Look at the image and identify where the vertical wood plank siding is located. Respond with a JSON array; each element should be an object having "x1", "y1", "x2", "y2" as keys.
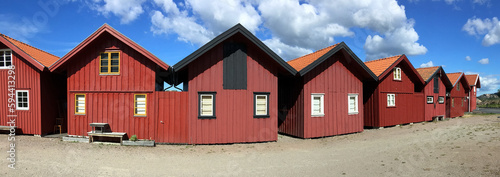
[
  {"x1": 446, "y1": 76, "x2": 469, "y2": 118},
  {"x1": 66, "y1": 33, "x2": 158, "y2": 139},
  {"x1": 156, "y1": 91, "x2": 189, "y2": 143},
  {"x1": 470, "y1": 85, "x2": 477, "y2": 111},
  {"x1": 186, "y1": 35, "x2": 278, "y2": 144},
  {"x1": 423, "y1": 71, "x2": 447, "y2": 121}
]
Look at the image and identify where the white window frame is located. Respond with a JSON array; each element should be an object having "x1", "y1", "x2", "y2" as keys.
[
  {"x1": 254, "y1": 93, "x2": 270, "y2": 118},
  {"x1": 427, "y1": 96, "x2": 434, "y2": 104},
  {"x1": 438, "y1": 96, "x2": 445, "y2": 104},
  {"x1": 134, "y1": 94, "x2": 147, "y2": 116},
  {"x1": 199, "y1": 92, "x2": 216, "y2": 118},
  {"x1": 348, "y1": 94, "x2": 358, "y2": 115},
  {"x1": 75, "y1": 94, "x2": 86, "y2": 115},
  {"x1": 16, "y1": 90, "x2": 29, "y2": 110},
  {"x1": 387, "y1": 94, "x2": 396, "y2": 107},
  {"x1": 0, "y1": 49, "x2": 13, "y2": 69},
  {"x1": 311, "y1": 93, "x2": 325, "y2": 117},
  {"x1": 393, "y1": 67, "x2": 401, "y2": 80}
]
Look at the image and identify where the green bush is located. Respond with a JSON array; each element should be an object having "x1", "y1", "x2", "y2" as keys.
[{"x1": 130, "y1": 135, "x2": 138, "y2": 141}]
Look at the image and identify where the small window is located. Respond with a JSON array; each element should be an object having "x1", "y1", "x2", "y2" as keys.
[
  {"x1": 452, "y1": 98, "x2": 454, "y2": 107},
  {"x1": 254, "y1": 92, "x2": 270, "y2": 118},
  {"x1": 0, "y1": 49, "x2": 12, "y2": 69},
  {"x1": 134, "y1": 94, "x2": 147, "y2": 116},
  {"x1": 438, "y1": 97, "x2": 444, "y2": 104},
  {"x1": 348, "y1": 94, "x2": 358, "y2": 114},
  {"x1": 100, "y1": 51, "x2": 120, "y2": 75},
  {"x1": 199, "y1": 92, "x2": 216, "y2": 118},
  {"x1": 16, "y1": 90, "x2": 28, "y2": 110},
  {"x1": 311, "y1": 94, "x2": 324, "y2": 116},
  {"x1": 387, "y1": 94, "x2": 396, "y2": 107},
  {"x1": 457, "y1": 82, "x2": 460, "y2": 91},
  {"x1": 75, "y1": 94, "x2": 86, "y2": 115},
  {"x1": 393, "y1": 67, "x2": 401, "y2": 80},
  {"x1": 427, "y1": 96, "x2": 434, "y2": 104}
]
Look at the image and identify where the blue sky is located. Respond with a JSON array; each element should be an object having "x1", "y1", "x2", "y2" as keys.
[{"x1": 1, "y1": 0, "x2": 499, "y2": 94}]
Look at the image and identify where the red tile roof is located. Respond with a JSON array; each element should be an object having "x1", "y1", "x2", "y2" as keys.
[
  {"x1": 416, "y1": 66, "x2": 440, "y2": 81},
  {"x1": 0, "y1": 34, "x2": 59, "y2": 67},
  {"x1": 447, "y1": 72, "x2": 462, "y2": 86},
  {"x1": 364, "y1": 55, "x2": 402, "y2": 77},
  {"x1": 287, "y1": 43, "x2": 340, "y2": 71},
  {"x1": 465, "y1": 74, "x2": 479, "y2": 86}
]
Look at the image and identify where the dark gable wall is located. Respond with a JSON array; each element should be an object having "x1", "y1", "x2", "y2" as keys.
[{"x1": 223, "y1": 42, "x2": 247, "y2": 90}]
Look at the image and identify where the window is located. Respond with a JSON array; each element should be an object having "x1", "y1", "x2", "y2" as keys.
[
  {"x1": 254, "y1": 92, "x2": 270, "y2": 118},
  {"x1": 75, "y1": 94, "x2": 86, "y2": 115},
  {"x1": 199, "y1": 92, "x2": 216, "y2": 118},
  {"x1": 427, "y1": 96, "x2": 434, "y2": 104},
  {"x1": 134, "y1": 94, "x2": 147, "y2": 116},
  {"x1": 393, "y1": 67, "x2": 401, "y2": 80},
  {"x1": 438, "y1": 97, "x2": 444, "y2": 104},
  {"x1": 387, "y1": 94, "x2": 396, "y2": 107},
  {"x1": 452, "y1": 98, "x2": 454, "y2": 107},
  {"x1": 99, "y1": 52, "x2": 120, "y2": 74},
  {"x1": 16, "y1": 90, "x2": 28, "y2": 110},
  {"x1": 311, "y1": 94, "x2": 324, "y2": 116},
  {"x1": 457, "y1": 82, "x2": 460, "y2": 91},
  {"x1": 0, "y1": 49, "x2": 12, "y2": 68},
  {"x1": 348, "y1": 94, "x2": 358, "y2": 114}
]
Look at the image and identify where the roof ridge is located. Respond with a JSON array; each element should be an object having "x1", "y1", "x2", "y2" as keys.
[
  {"x1": 365, "y1": 54, "x2": 403, "y2": 63},
  {"x1": 447, "y1": 72, "x2": 462, "y2": 74},
  {"x1": 287, "y1": 43, "x2": 339, "y2": 63},
  {"x1": 0, "y1": 33, "x2": 59, "y2": 58},
  {"x1": 416, "y1": 66, "x2": 440, "y2": 69}
]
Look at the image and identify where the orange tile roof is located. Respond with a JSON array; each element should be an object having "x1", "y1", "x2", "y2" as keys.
[
  {"x1": 416, "y1": 66, "x2": 440, "y2": 81},
  {"x1": 447, "y1": 72, "x2": 462, "y2": 86},
  {"x1": 465, "y1": 74, "x2": 478, "y2": 86},
  {"x1": 0, "y1": 34, "x2": 59, "y2": 67},
  {"x1": 287, "y1": 43, "x2": 340, "y2": 71},
  {"x1": 364, "y1": 55, "x2": 402, "y2": 77}
]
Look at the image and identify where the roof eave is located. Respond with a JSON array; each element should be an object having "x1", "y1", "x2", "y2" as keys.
[{"x1": 0, "y1": 36, "x2": 45, "y2": 71}]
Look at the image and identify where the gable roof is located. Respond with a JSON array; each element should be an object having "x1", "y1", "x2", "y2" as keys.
[
  {"x1": 415, "y1": 66, "x2": 453, "y2": 88},
  {"x1": 287, "y1": 42, "x2": 377, "y2": 80},
  {"x1": 447, "y1": 72, "x2": 470, "y2": 89},
  {"x1": 50, "y1": 24, "x2": 169, "y2": 72},
  {"x1": 364, "y1": 54, "x2": 425, "y2": 84},
  {"x1": 173, "y1": 24, "x2": 296, "y2": 75},
  {"x1": 0, "y1": 34, "x2": 57, "y2": 71},
  {"x1": 465, "y1": 74, "x2": 481, "y2": 88}
]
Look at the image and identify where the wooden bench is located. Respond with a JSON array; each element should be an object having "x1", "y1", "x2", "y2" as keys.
[
  {"x1": 89, "y1": 123, "x2": 108, "y2": 133},
  {"x1": 88, "y1": 132, "x2": 127, "y2": 145},
  {"x1": 0, "y1": 126, "x2": 16, "y2": 131}
]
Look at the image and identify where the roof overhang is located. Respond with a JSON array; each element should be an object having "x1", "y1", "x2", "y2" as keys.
[{"x1": 0, "y1": 35, "x2": 45, "y2": 71}]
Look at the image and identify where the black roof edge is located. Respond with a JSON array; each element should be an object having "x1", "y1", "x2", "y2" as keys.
[
  {"x1": 298, "y1": 42, "x2": 378, "y2": 82},
  {"x1": 172, "y1": 23, "x2": 297, "y2": 75},
  {"x1": 424, "y1": 66, "x2": 453, "y2": 88}
]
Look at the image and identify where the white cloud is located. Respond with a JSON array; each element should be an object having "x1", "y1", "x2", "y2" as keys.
[
  {"x1": 0, "y1": 15, "x2": 40, "y2": 43},
  {"x1": 89, "y1": 0, "x2": 146, "y2": 24},
  {"x1": 478, "y1": 58, "x2": 489, "y2": 64},
  {"x1": 479, "y1": 75, "x2": 500, "y2": 93},
  {"x1": 262, "y1": 38, "x2": 313, "y2": 61},
  {"x1": 473, "y1": 0, "x2": 490, "y2": 5},
  {"x1": 465, "y1": 56, "x2": 471, "y2": 61},
  {"x1": 420, "y1": 61, "x2": 434, "y2": 67},
  {"x1": 463, "y1": 17, "x2": 500, "y2": 46},
  {"x1": 444, "y1": 0, "x2": 458, "y2": 5}
]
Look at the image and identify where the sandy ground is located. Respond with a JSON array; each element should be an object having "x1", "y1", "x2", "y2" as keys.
[{"x1": 1, "y1": 114, "x2": 500, "y2": 177}]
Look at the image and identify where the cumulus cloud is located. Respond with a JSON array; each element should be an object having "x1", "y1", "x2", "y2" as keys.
[
  {"x1": 262, "y1": 38, "x2": 313, "y2": 61},
  {"x1": 478, "y1": 58, "x2": 489, "y2": 64},
  {"x1": 473, "y1": 0, "x2": 490, "y2": 5},
  {"x1": 0, "y1": 15, "x2": 40, "y2": 43},
  {"x1": 463, "y1": 17, "x2": 500, "y2": 46},
  {"x1": 89, "y1": 0, "x2": 146, "y2": 24},
  {"x1": 479, "y1": 75, "x2": 500, "y2": 93},
  {"x1": 420, "y1": 61, "x2": 434, "y2": 67},
  {"x1": 465, "y1": 56, "x2": 471, "y2": 61}
]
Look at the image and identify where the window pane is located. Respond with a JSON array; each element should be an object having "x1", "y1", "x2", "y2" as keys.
[
  {"x1": 5, "y1": 56, "x2": 11, "y2": 61},
  {"x1": 100, "y1": 67, "x2": 108, "y2": 72},
  {"x1": 110, "y1": 67, "x2": 119, "y2": 73},
  {"x1": 111, "y1": 53, "x2": 119, "y2": 59},
  {"x1": 23, "y1": 103, "x2": 28, "y2": 107},
  {"x1": 101, "y1": 60, "x2": 108, "y2": 66},
  {"x1": 101, "y1": 53, "x2": 108, "y2": 59},
  {"x1": 111, "y1": 60, "x2": 119, "y2": 65},
  {"x1": 200, "y1": 95, "x2": 213, "y2": 116},
  {"x1": 6, "y1": 62, "x2": 11, "y2": 66},
  {"x1": 0, "y1": 62, "x2": 4, "y2": 67},
  {"x1": 5, "y1": 51, "x2": 10, "y2": 55}
]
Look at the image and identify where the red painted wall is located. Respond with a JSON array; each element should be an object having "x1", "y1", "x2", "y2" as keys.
[
  {"x1": 469, "y1": 85, "x2": 477, "y2": 111},
  {"x1": 185, "y1": 35, "x2": 278, "y2": 144},
  {"x1": 279, "y1": 52, "x2": 365, "y2": 138},
  {"x1": 364, "y1": 62, "x2": 424, "y2": 127},
  {"x1": 65, "y1": 33, "x2": 159, "y2": 140},
  {"x1": 156, "y1": 91, "x2": 189, "y2": 144},
  {"x1": 446, "y1": 76, "x2": 469, "y2": 118},
  {"x1": 423, "y1": 71, "x2": 447, "y2": 121}
]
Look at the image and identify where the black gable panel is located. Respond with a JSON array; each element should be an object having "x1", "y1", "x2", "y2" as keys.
[
  {"x1": 223, "y1": 43, "x2": 247, "y2": 89},
  {"x1": 434, "y1": 75, "x2": 439, "y2": 93}
]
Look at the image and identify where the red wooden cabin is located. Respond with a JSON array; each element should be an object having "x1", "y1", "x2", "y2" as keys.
[
  {"x1": 363, "y1": 55, "x2": 426, "y2": 128},
  {"x1": 416, "y1": 66, "x2": 452, "y2": 121},
  {"x1": 171, "y1": 24, "x2": 296, "y2": 144},
  {"x1": 0, "y1": 34, "x2": 64, "y2": 135},
  {"x1": 50, "y1": 24, "x2": 171, "y2": 140},
  {"x1": 445, "y1": 72, "x2": 470, "y2": 118},
  {"x1": 278, "y1": 43, "x2": 377, "y2": 138},
  {"x1": 465, "y1": 74, "x2": 480, "y2": 112}
]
